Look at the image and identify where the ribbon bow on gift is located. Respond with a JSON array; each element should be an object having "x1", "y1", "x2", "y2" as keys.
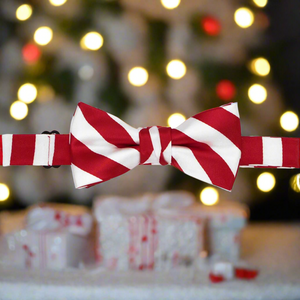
[{"x1": 0, "y1": 102, "x2": 299, "y2": 191}]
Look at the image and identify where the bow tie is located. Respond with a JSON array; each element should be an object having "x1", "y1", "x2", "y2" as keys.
[{"x1": 1, "y1": 102, "x2": 299, "y2": 191}]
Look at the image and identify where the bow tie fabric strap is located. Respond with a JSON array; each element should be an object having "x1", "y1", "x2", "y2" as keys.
[
  {"x1": 0, "y1": 102, "x2": 299, "y2": 191},
  {"x1": 1, "y1": 134, "x2": 299, "y2": 169}
]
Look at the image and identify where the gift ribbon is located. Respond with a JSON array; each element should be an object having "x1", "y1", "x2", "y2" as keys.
[{"x1": 0, "y1": 102, "x2": 299, "y2": 191}]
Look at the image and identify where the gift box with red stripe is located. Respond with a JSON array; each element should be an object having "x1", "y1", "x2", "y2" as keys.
[
  {"x1": 94, "y1": 192, "x2": 204, "y2": 270},
  {"x1": 0, "y1": 204, "x2": 93, "y2": 270}
]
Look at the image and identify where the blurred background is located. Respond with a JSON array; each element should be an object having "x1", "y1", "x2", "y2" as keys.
[{"x1": 0, "y1": 0, "x2": 300, "y2": 221}]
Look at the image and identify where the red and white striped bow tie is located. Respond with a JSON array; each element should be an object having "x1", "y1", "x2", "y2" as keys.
[{"x1": 0, "y1": 102, "x2": 299, "y2": 191}]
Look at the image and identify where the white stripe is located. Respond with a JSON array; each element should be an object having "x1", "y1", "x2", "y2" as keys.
[
  {"x1": 176, "y1": 118, "x2": 241, "y2": 175},
  {"x1": 2, "y1": 134, "x2": 13, "y2": 167},
  {"x1": 149, "y1": 126, "x2": 161, "y2": 165},
  {"x1": 48, "y1": 135, "x2": 55, "y2": 166},
  {"x1": 172, "y1": 146, "x2": 212, "y2": 185},
  {"x1": 71, "y1": 164, "x2": 102, "y2": 189},
  {"x1": 33, "y1": 135, "x2": 49, "y2": 166},
  {"x1": 71, "y1": 107, "x2": 140, "y2": 169},
  {"x1": 222, "y1": 102, "x2": 240, "y2": 118},
  {"x1": 108, "y1": 113, "x2": 140, "y2": 144},
  {"x1": 163, "y1": 141, "x2": 172, "y2": 165},
  {"x1": 263, "y1": 137, "x2": 283, "y2": 166}
]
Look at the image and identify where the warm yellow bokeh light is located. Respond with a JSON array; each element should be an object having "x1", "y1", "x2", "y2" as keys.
[
  {"x1": 49, "y1": 0, "x2": 67, "y2": 6},
  {"x1": 80, "y1": 32, "x2": 103, "y2": 51},
  {"x1": 161, "y1": 0, "x2": 181, "y2": 9},
  {"x1": 250, "y1": 58, "x2": 270, "y2": 76},
  {"x1": 18, "y1": 83, "x2": 37, "y2": 104},
  {"x1": 280, "y1": 111, "x2": 299, "y2": 132},
  {"x1": 10, "y1": 101, "x2": 28, "y2": 121},
  {"x1": 253, "y1": 0, "x2": 268, "y2": 8},
  {"x1": 257, "y1": 172, "x2": 276, "y2": 192},
  {"x1": 168, "y1": 113, "x2": 186, "y2": 128},
  {"x1": 200, "y1": 187, "x2": 219, "y2": 206},
  {"x1": 16, "y1": 4, "x2": 32, "y2": 21},
  {"x1": 290, "y1": 174, "x2": 300, "y2": 193},
  {"x1": 128, "y1": 67, "x2": 149, "y2": 87},
  {"x1": 166, "y1": 60, "x2": 186, "y2": 80},
  {"x1": 248, "y1": 84, "x2": 267, "y2": 104},
  {"x1": 0, "y1": 183, "x2": 10, "y2": 201},
  {"x1": 34, "y1": 27, "x2": 53, "y2": 46},
  {"x1": 234, "y1": 8, "x2": 254, "y2": 28}
]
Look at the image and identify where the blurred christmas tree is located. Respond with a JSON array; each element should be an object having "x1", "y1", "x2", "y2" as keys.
[{"x1": 0, "y1": 0, "x2": 300, "y2": 220}]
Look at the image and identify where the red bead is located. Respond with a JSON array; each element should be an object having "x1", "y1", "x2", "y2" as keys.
[
  {"x1": 202, "y1": 16, "x2": 221, "y2": 36},
  {"x1": 216, "y1": 80, "x2": 236, "y2": 101},
  {"x1": 209, "y1": 272, "x2": 224, "y2": 283},
  {"x1": 141, "y1": 235, "x2": 148, "y2": 242},
  {"x1": 235, "y1": 268, "x2": 259, "y2": 280},
  {"x1": 22, "y1": 43, "x2": 41, "y2": 63}
]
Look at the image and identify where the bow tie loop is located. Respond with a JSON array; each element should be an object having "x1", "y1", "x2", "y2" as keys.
[{"x1": 139, "y1": 126, "x2": 172, "y2": 166}]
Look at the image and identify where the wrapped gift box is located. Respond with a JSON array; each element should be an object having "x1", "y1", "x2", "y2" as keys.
[
  {"x1": 159, "y1": 201, "x2": 248, "y2": 261},
  {"x1": 0, "y1": 204, "x2": 93, "y2": 270},
  {"x1": 94, "y1": 192, "x2": 204, "y2": 270},
  {"x1": 203, "y1": 203, "x2": 248, "y2": 261}
]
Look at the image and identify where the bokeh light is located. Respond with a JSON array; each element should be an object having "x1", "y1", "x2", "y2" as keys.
[
  {"x1": 80, "y1": 32, "x2": 103, "y2": 51},
  {"x1": 18, "y1": 83, "x2": 37, "y2": 104},
  {"x1": 128, "y1": 67, "x2": 149, "y2": 87},
  {"x1": 16, "y1": 4, "x2": 32, "y2": 21},
  {"x1": 202, "y1": 16, "x2": 221, "y2": 36},
  {"x1": 257, "y1": 172, "x2": 276, "y2": 192},
  {"x1": 78, "y1": 65, "x2": 94, "y2": 81},
  {"x1": 250, "y1": 57, "x2": 270, "y2": 76},
  {"x1": 0, "y1": 183, "x2": 10, "y2": 201},
  {"x1": 34, "y1": 27, "x2": 53, "y2": 46},
  {"x1": 290, "y1": 174, "x2": 300, "y2": 193},
  {"x1": 49, "y1": 0, "x2": 67, "y2": 6},
  {"x1": 168, "y1": 113, "x2": 186, "y2": 128},
  {"x1": 280, "y1": 111, "x2": 299, "y2": 132},
  {"x1": 161, "y1": 0, "x2": 181, "y2": 9},
  {"x1": 166, "y1": 60, "x2": 186, "y2": 80},
  {"x1": 234, "y1": 8, "x2": 254, "y2": 28},
  {"x1": 200, "y1": 187, "x2": 219, "y2": 206},
  {"x1": 22, "y1": 43, "x2": 41, "y2": 64},
  {"x1": 10, "y1": 101, "x2": 28, "y2": 121},
  {"x1": 253, "y1": 0, "x2": 268, "y2": 8},
  {"x1": 248, "y1": 84, "x2": 267, "y2": 104},
  {"x1": 216, "y1": 80, "x2": 236, "y2": 101}
]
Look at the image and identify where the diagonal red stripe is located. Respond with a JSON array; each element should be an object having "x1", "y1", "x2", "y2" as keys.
[
  {"x1": 192, "y1": 107, "x2": 241, "y2": 149},
  {"x1": 139, "y1": 128, "x2": 153, "y2": 164},
  {"x1": 78, "y1": 102, "x2": 137, "y2": 147},
  {"x1": 71, "y1": 135, "x2": 130, "y2": 182},
  {"x1": 172, "y1": 130, "x2": 235, "y2": 190},
  {"x1": 10, "y1": 135, "x2": 35, "y2": 165}
]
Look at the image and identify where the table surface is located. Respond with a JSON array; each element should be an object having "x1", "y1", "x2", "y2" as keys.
[{"x1": 1, "y1": 223, "x2": 300, "y2": 300}]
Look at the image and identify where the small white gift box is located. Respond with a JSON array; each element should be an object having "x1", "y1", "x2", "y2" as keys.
[
  {"x1": 94, "y1": 191, "x2": 204, "y2": 270},
  {"x1": 170, "y1": 201, "x2": 248, "y2": 261},
  {"x1": 0, "y1": 204, "x2": 93, "y2": 270}
]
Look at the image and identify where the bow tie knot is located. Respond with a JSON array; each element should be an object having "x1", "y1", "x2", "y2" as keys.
[{"x1": 139, "y1": 126, "x2": 172, "y2": 166}]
